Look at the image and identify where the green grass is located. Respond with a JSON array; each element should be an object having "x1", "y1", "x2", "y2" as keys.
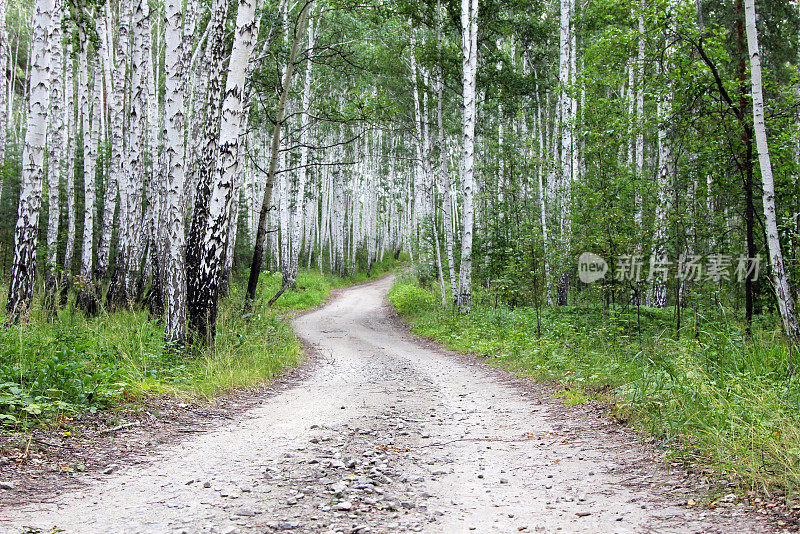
[
  {"x1": 389, "y1": 276, "x2": 800, "y2": 499},
  {"x1": 0, "y1": 256, "x2": 400, "y2": 428}
]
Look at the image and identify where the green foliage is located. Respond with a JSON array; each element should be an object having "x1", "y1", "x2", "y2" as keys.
[
  {"x1": 0, "y1": 259, "x2": 401, "y2": 428},
  {"x1": 390, "y1": 279, "x2": 800, "y2": 497}
]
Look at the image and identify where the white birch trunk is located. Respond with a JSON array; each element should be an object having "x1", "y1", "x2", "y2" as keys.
[
  {"x1": 648, "y1": 2, "x2": 674, "y2": 308},
  {"x1": 456, "y1": 0, "x2": 478, "y2": 312},
  {"x1": 45, "y1": 2, "x2": 64, "y2": 287},
  {"x1": 0, "y1": 0, "x2": 9, "y2": 205},
  {"x1": 5, "y1": 0, "x2": 54, "y2": 320},
  {"x1": 436, "y1": 0, "x2": 457, "y2": 303},
  {"x1": 96, "y1": 4, "x2": 118, "y2": 280},
  {"x1": 635, "y1": 5, "x2": 645, "y2": 235},
  {"x1": 289, "y1": 14, "x2": 316, "y2": 288},
  {"x1": 745, "y1": 0, "x2": 800, "y2": 339},
  {"x1": 77, "y1": 32, "x2": 100, "y2": 314},
  {"x1": 186, "y1": 0, "x2": 228, "y2": 328},
  {"x1": 62, "y1": 49, "x2": 76, "y2": 285},
  {"x1": 162, "y1": 0, "x2": 188, "y2": 344},
  {"x1": 194, "y1": 0, "x2": 259, "y2": 343}
]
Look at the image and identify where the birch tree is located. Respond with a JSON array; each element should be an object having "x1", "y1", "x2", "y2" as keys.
[
  {"x1": 5, "y1": 0, "x2": 55, "y2": 321},
  {"x1": 744, "y1": 0, "x2": 800, "y2": 340},
  {"x1": 436, "y1": 0, "x2": 456, "y2": 304},
  {"x1": 95, "y1": 4, "x2": 119, "y2": 281},
  {"x1": 76, "y1": 44, "x2": 100, "y2": 314},
  {"x1": 192, "y1": 0, "x2": 260, "y2": 344},
  {"x1": 44, "y1": 0, "x2": 64, "y2": 296},
  {"x1": 187, "y1": 0, "x2": 228, "y2": 332},
  {"x1": 162, "y1": 0, "x2": 188, "y2": 345},
  {"x1": 244, "y1": 0, "x2": 311, "y2": 307},
  {"x1": 456, "y1": 0, "x2": 478, "y2": 313},
  {"x1": 0, "y1": 0, "x2": 9, "y2": 206}
]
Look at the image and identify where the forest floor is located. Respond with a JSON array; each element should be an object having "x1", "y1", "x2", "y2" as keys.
[{"x1": 0, "y1": 275, "x2": 787, "y2": 533}]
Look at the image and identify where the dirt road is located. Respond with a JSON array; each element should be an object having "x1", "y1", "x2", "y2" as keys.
[{"x1": 2, "y1": 276, "x2": 775, "y2": 533}]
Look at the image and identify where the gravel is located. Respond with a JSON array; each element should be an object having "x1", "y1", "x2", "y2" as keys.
[{"x1": 0, "y1": 276, "x2": 778, "y2": 533}]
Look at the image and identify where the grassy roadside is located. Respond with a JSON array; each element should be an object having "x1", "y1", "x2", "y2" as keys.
[
  {"x1": 389, "y1": 275, "x2": 800, "y2": 501},
  {"x1": 0, "y1": 257, "x2": 400, "y2": 428}
]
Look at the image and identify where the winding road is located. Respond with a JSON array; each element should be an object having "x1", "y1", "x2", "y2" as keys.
[{"x1": 3, "y1": 275, "x2": 773, "y2": 533}]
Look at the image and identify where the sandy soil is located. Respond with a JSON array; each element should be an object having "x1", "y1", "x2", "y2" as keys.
[{"x1": 0, "y1": 275, "x2": 781, "y2": 533}]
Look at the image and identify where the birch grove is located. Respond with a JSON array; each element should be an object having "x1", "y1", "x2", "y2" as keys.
[{"x1": 0, "y1": 0, "x2": 799, "y2": 347}]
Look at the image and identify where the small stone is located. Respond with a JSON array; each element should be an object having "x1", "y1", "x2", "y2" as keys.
[
  {"x1": 235, "y1": 508, "x2": 256, "y2": 517},
  {"x1": 576, "y1": 512, "x2": 591, "y2": 517},
  {"x1": 103, "y1": 467, "x2": 115, "y2": 475},
  {"x1": 500, "y1": 478, "x2": 509, "y2": 484},
  {"x1": 0, "y1": 482, "x2": 14, "y2": 490},
  {"x1": 203, "y1": 481, "x2": 211, "y2": 488},
  {"x1": 401, "y1": 501, "x2": 415, "y2": 509},
  {"x1": 334, "y1": 501, "x2": 352, "y2": 511}
]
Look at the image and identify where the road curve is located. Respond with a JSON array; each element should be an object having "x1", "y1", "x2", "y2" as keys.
[{"x1": 2, "y1": 275, "x2": 773, "y2": 533}]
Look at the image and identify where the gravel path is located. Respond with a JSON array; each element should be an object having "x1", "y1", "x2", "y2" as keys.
[{"x1": 2, "y1": 275, "x2": 775, "y2": 533}]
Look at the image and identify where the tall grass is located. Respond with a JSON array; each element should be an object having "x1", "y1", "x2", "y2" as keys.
[
  {"x1": 389, "y1": 277, "x2": 800, "y2": 498},
  {"x1": 0, "y1": 256, "x2": 400, "y2": 427}
]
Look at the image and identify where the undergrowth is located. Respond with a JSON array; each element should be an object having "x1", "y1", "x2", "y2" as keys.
[
  {"x1": 389, "y1": 275, "x2": 800, "y2": 499},
  {"x1": 0, "y1": 256, "x2": 399, "y2": 428}
]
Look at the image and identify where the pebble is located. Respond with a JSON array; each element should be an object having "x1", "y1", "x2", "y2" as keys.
[
  {"x1": 235, "y1": 508, "x2": 256, "y2": 517},
  {"x1": 333, "y1": 501, "x2": 352, "y2": 511},
  {"x1": 0, "y1": 481, "x2": 14, "y2": 490}
]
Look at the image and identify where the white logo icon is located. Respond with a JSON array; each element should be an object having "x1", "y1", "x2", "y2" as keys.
[{"x1": 578, "y1": 252, "x2": 608, "y2": 284}]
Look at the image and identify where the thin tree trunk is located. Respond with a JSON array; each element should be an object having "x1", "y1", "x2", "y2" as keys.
[
  {"x1": 287, "y1": 12, "x2": 316, "y2": 291},
  {"x1": 244, "y1": 1, "x2": 311, "y2": 308},
  {"x1": 76, "y1": 28, "x2": 100, "y2": 315},
  {"x1": 0, "y1": 0, "x2": 10, "y2": 206},
  {"x1": 61, "y1": 49, "x2": 76, "y2": 301},
  {"x1": 744, "y1": 0, "x2": 800, "y2": 340},
  {"x1": 456, "y1": 0, "x2": 478, "y2": 313},
  {"x1": 45, "y1": 2, "x2": 64, "y2": 302},
  {"x1": 436, "y1": 0, "x2": 457, "y2": 303},
  {"x1": 96, "y1": 4, "x2": 119, "y2": 281}
]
